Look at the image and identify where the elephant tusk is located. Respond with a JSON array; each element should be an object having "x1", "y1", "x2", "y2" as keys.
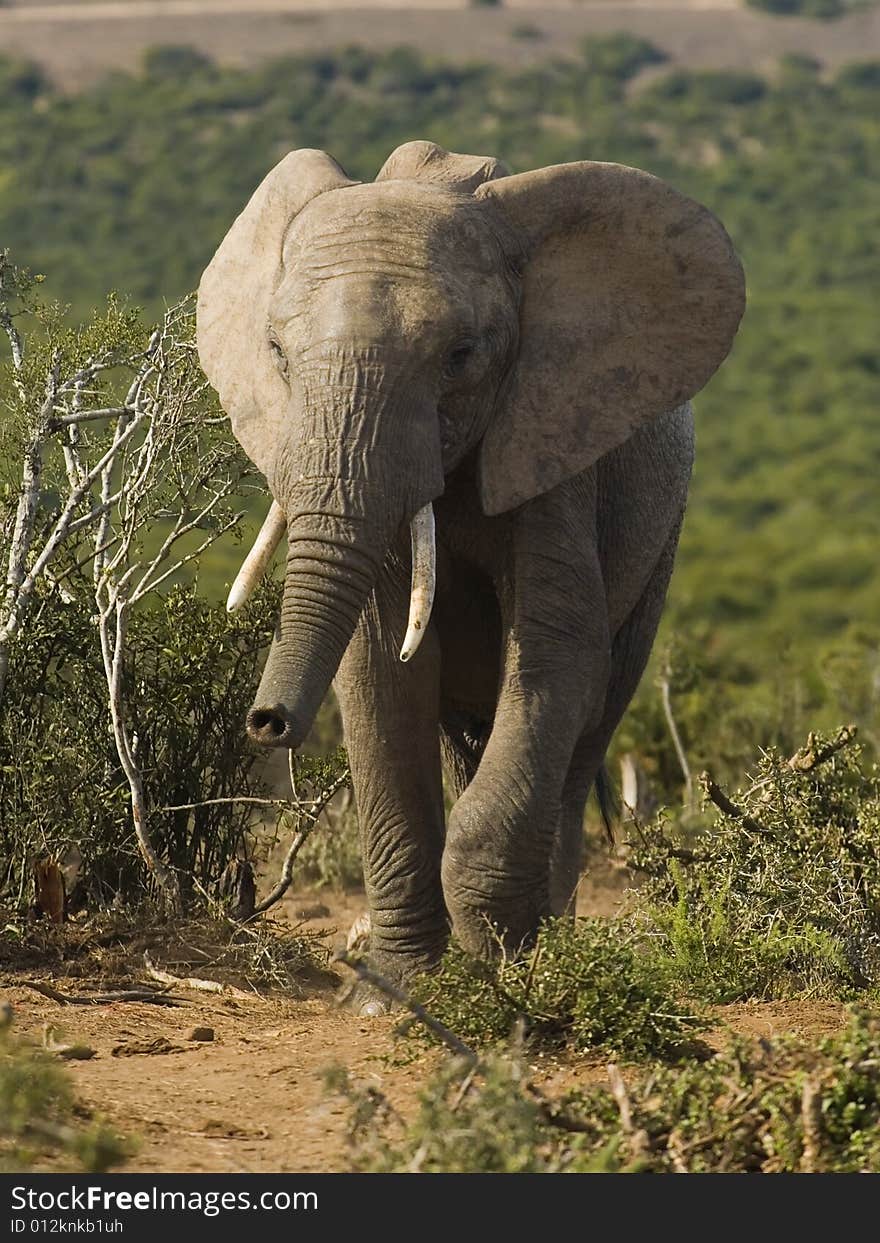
[
  {"x1": 399, "y1": 503, "x2": 436, "y2": 663},
  {"x1": 226, "y1": 500, "x2": 287, "y2": 612}
]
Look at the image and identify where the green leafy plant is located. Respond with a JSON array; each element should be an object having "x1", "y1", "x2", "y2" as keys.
[
  {"x1": 745, "y1": 0, "x2": 847, "y2": 19},
  {"x1": 579, "y1": 33, "x2": 667, "y2": 80},
  {"x1": 510, "y1": 23, "x2": 543, "y2": 41},
  {"x1": 410, "y1": 917, "x2": 702, "y2": 1059},
  {"x1": 1, "y1": 1024, "x2": 127, "y2": 1172},
  {"x1": 332, "y1": 1009, "x2": 880, "y2": 1173},
  {"x1": 629, "y1": 728, "x2": 880, "y2": 1001},
  {"x1": 0, "y1": 580, "x2": 279, "y2": 908},
  {"x1": 0, "y1": 261, "x2": 289, "y2": 910},
  {"x1": 294, "y1": 792, "x2": 363, "y2": 890},
  {"x1": 328, "y1": 1054, "x2": 575, "y2": 1173}
]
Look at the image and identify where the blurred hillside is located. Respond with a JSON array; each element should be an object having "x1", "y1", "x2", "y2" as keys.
[
  {"x1": 1, "y1": 28, "x2": 879, "y2": 762},
  {"x1": 1, "y1": 0, "x2": 879, "y2": 88}
]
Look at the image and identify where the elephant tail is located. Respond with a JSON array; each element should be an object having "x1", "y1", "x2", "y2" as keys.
[{"x1": 594, "y1": 764, "x2": 617, "y2": 844}]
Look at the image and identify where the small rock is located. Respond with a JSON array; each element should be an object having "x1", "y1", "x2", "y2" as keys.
[
  {"x1": 184, "y1": 1026, "x2": 214, "y2": 1042},
  {"x1": 54, "y1": 1043, "x2": 98, "y2": 1061},
  {"x1": 112, "y1": 1036, "x2": 181, "y2": 1057}
]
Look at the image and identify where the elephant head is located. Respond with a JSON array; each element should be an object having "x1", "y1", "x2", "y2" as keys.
[{"x1": 197, "y1": 141, "x2": 744, "y2": 749}]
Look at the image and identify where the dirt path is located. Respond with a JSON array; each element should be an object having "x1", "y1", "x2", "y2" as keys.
[
  {"x1": 2, "y1": 885, "x2": 432, "y2": 1173},
  {"x1": 5, "y1": 978, "x2": 431, "y2": 1173},
  {"x1": 4, "y1": 960, "x2": 848, "y2": 1174},
  {"x1": 0, "y1": 878, "x2": 852, "y2": 1173}
]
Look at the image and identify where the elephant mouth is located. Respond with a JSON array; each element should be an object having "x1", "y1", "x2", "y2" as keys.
[{"x1": 246, "y1": 703, "x2": 296, "y2": 748}]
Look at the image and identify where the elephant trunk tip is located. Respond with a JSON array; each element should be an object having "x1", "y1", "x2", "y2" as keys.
[{"x1": 246, "y1": 704, "x2": 297, "y2": 749}]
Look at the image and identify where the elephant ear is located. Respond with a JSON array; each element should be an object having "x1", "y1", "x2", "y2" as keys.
[
  {"x1": 475, "y1": 162, "x2": 745, "y2": 515},
  {"x1": 196, "y1": 149, "x2": 356, "y2": 483},
  {"x1": 377, "y1": 140, "x2": 509, "y2": 192}
]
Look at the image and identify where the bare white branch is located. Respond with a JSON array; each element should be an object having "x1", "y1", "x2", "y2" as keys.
[
  {"x1": 0, "y1": 281, "x2": 247, "y2": 910},
  {"x1": 51, "y1": 406, "x2": 130, "y2": 427}
]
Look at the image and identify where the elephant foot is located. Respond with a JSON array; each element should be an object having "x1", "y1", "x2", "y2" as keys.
[
  {"x1": 336, "y1": 943, "x2": 445, "y2": 1019},
  {"x1": 342, "y1": 977, "x2": 392, "y2": 1018},
  {"x1": 338, "y1": 915, "x2": 392, "y2": 1015}
]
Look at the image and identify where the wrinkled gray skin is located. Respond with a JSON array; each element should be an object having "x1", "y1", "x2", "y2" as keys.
[{"x1": 197, "y1": 142, "x2": 745, "y2": 1011}]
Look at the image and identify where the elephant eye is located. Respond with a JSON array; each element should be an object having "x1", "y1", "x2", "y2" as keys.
[
  {"x1": 445, "y1": 341, "x2": 475, "y2": 379},
  {"x1": 268, "y1": 335, "x2": 288, "y2": 378}
]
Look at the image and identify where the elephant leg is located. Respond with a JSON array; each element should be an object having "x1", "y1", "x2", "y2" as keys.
[
  {"x1": 334, "y1": 553, "x2": 448, "y2": 1000},
  {"x1": 442, "y1": 484, "x2": 610, "y2": 957},
  {"x1": 547, "y1": 748, "x2": 595, "y2": 917},
  {"x1": 548, "y1": 523, "x2": 683, "y2": 915}
]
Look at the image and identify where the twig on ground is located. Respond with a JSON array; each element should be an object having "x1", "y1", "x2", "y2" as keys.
[
  {"x1": 142, "y1": 951, "x2": 260, "y2": 1003},
  {"x1": 21, "y1": 980, "x2": 184, "y2": 1007},
  {"x1": 449, "y1": 1066, "x2": 479, "y2": 1113},
  {"x1": 607, "y1": 1063, "x2": 652, "y2": 1165},
  {"x1": 666, "y1": 1127, "x2": 690, "y2": 1173},
  {"x1": 523, "y1": 1084, "x2": 594, "y2": 1135},
  {"x1": 800, "y1": 1076, "x2": 824, "y2": 1173},
  {"x1": 659, "y1": 670, "x2": 693, "y2": 809}
]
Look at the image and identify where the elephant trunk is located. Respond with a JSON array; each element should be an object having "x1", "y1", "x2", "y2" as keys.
[
  {"x1": 247, "y1": 383, "x2": 443, "y2": 749},
  {"x1": 247, "y1": 498, "x2": 386, "y2": 749}
]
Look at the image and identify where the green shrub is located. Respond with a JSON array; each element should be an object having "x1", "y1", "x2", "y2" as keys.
[
  {"x1": 643, "y1": 68, "x2": 767, "y2": 106},
  {"x1": 142, "y1": 45, "x2": 215, "y2": 80},
  {"x1": 1, "y1": 1025, "x2": 127, "y2": 1172},
  {"x1": 294, "y1": 794, "x2": 363, "y2": 890},
  {"x1": 0, "y1": 582, "x2": 279, "y2": 907},
  {"x1": 510, "y1": 23, "x2": 543, "y2": 41},
  {"x1": 580, "y1": 34, "x2": 666, "y2": 80},
  {"x1": 410, "y1": 917, "x2": 702, "y2": 1059},
  {"x1": 333, "y1": 1009, "x2": 880, "y2": 1173},
  {"x1": 629, "y1": 728, "x2": 880, "y2": 1001},
  {"x1": 836, "y1": 60, "x2": 880, "y2": 90},
  {"x1": 329, "y1": 1055, "x2": 572, "y2": 1173},
  {"x1": 0, "y1": 274, "x2": 292, "y2": 912}
]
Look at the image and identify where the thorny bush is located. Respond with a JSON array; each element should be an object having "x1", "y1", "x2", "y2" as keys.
[
  {"x1": 0, "y1": 581, "x2": 280, "y2": 907},
  {"x1": 410, "y1": 917, "x2": 704, "y2": 1060},
  {"x1": 332, "y1": 1009, "x2": 880, "y2": 1173},
  {"x1": 629, "y1": 727, "x2": 880, "y2": 1000},
  {"x1": 0, "y1": 1018, "x2": 127, "y2": 1172}
]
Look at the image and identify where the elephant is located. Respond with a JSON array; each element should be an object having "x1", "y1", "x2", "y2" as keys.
[{"x1": 196, "y1": 140, "x2": 744, "y2": 1010}]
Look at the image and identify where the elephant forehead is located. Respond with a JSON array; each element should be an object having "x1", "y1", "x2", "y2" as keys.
[
  {"x1": 272, "y1": 267, "x2": 466, "y2": 344},
  {"x1": 284, "y1": 183, "x2": 500, "y2": 276}
]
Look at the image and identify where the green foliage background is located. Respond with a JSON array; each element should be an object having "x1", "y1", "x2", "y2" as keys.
[{"x1": 2, "y1": 34, "x2": 879, "y2": 781}]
